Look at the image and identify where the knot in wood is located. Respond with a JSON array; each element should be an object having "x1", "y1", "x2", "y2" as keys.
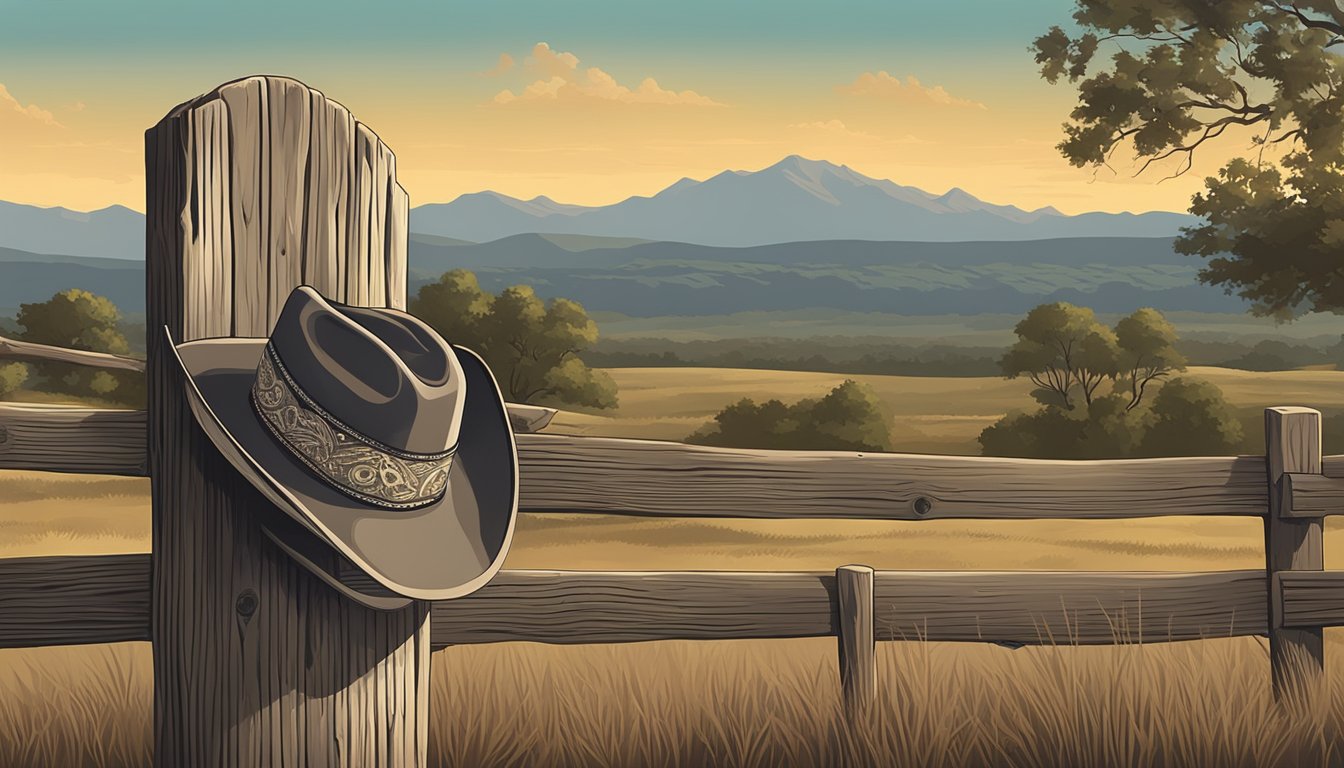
[
  {"x1": 235, "y1": 589, "x2": 259, "y2": 621},
  {"x1": 913, "y1": 496, "x2": 933, "y2": 516}
]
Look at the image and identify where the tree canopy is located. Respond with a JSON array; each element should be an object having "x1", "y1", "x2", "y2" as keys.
[
  {"x1": 1034, "y1": 1, "x2": 1344, "y2": 316},
  {"x1": 15, "y1": 289, "x2": 141, "y2": 404},
  {"x1": 1114, "y1": 307, "x2": 1185, "y2": 409},
  {"x1": 999, "y1": 302, "x2": 1120, "y2": 409},
  {"x1": 983, "y1": 303, "x2": 1228, "y2": 459},
  {"x1": 410, "y1": 269, "x2": 617, "y2": 409}
]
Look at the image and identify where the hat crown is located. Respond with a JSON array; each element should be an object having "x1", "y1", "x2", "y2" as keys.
[{"x1": 266, "y1": 287, "x2": 465, "y2": 455}]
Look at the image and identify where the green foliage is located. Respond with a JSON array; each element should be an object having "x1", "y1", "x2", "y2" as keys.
[
  {"x1": 1114, "y1": 308, "x2": 1185, "y2": 410},
  {"x1": 17, "y1": 289, "x2": 129, "y2": 354},
  {"x1": 15, "y1": 289, "x2": 141, "y2": 406},
  {"x1": 0, "y1": 362, "x2": 29, "y2": 397},
  {"x1": 999, "y1": 305, "x2": 1155, "y2": 414},
  {"x1": 1138, "y1": 377, "x2": 1245, "y2": 457},
  {"x1": 1034, "y1": 2, "x2": 1344, "y2": 315},
  {"x1": 985, "y1": 303, "x2": 1230, "y2": 458},
  {"x1": 689, "y1": 380, "x2": 892, "y2": 451},
  {"x1": 979, "y1": 394, "x2": 1145, "y2": 459},
  {"x1": 410, "y1": 269, "x2": 617, "y2": 409}
]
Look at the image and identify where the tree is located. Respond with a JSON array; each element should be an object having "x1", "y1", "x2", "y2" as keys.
[
  {"x1": 410, "y1": 268, "x2": 490, "y2": 336},
  {"x1": 1034, "y1": 2, "x2": 1344, "y2": 316},
  {"x1": 1114, "y1": 308, "x2": 1186, "y2": 410},
  {"x1": 15, "y1": 289, "x2": 140, "y2": 405},
  {"x1": 410, "y1": 269, "x2": 617, "y2": 409},
  {"x1": 1138, "y1": 377, "x2": 1244, "y2": 456},
  {"x1": 999, "y1": 302, "x2": 1119, "y2": 409},
  {"x1": 689, "y1": 379, "x2": 892, "y2": 452}
]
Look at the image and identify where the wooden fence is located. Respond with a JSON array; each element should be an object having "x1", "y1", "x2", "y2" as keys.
[
  {"x1": 2, "y1": 75, "x2": 1343, "y2": 765},
  {"x1": 2, "y1": 396, "x2": 1342, "y2": 682}
]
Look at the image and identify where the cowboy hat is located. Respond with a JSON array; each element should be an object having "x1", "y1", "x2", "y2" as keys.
[{"x1": 167, "y1": 285, "x2": 518, "y2": 609}]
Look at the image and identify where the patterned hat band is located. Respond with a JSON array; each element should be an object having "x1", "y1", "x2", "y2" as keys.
[{"x1": 250, "y1": 342, "x2": 455, "y2": 510}]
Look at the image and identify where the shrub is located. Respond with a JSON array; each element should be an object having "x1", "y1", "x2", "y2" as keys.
[
  {"x1": 1138, "y1": 377, "x2": 1244, "y2": 457},
  {"x1": 0, "y1": 362, "x2": 29, "y2": 398},
  {"x1": 690, "y1": 380, "x2": 891, "y2": 451}
]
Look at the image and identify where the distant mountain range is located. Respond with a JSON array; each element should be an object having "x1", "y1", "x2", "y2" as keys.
[
  {"x1": 409, "y1": 156, "x2": 1198, "y2": 246},
  {"x1": 0, "y1": 201, "x2": 143, "y2": 261},
  {"x1": 0, "y1": 156, "x2": 1198, "y2": 259},
  {"x1": 0, "y1": 234, "x2": 1247, "y2": 319}
]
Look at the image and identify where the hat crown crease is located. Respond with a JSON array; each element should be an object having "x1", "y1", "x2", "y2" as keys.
[{"x1": 268, "y1": 286, "x2": 465, "y2": 456}]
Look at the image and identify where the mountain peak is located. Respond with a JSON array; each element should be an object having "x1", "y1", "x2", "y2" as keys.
[
  {"x1": 407, "y1": 158, "x2": 1195, "y2": 246},
  {"x1": 764, "y1": 155, "x2": 840, "y2": 174}
]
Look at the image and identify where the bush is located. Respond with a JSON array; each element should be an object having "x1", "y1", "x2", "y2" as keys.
[
  {"x1": 689, "y1": 380, "x2": 891, "y2": 451},
  {"x1": 979, "y1": 378, "x2": 1241, "y2": 459},
  {"x1": 1138, "y1": 377, "x2": 1244, "y2": 457},
  {"x1": 0, "y1": 362, "x2": 29, "y2": 398}
]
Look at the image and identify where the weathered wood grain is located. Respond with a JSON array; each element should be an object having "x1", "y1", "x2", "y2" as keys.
[
  {"x1": 430, "y1": 570, "x2": 837, "y2": 646},
  {"x1": 0, "y1": 560, "x2": 1286, "y2": 650},
  {"x1": 1279, "y1": 571, "x2": 1344, "y2": 628},
  {"x1": 1264, "y1": 407, "x2": 1325, "y2": 698},
  {"x1": 0, "y1": 404, "x2": 147, "y2": 475},
  {"x1": 1281, "y1": 472, "x2": 1344, "y2": 518},
  {"x1": 148, "y1": 75, "x2": 429, "y2": 767},
  {"x1": 0, "y1": 334, "x2": 145, "y2": 372},
  {"x1": 836, "y1": 565, "x2": 876, "y2": 709},
  {"x1": 514, "y1": 435, "x2": 1270, "y2": 519},
  {"x1": 0, "y1": 554, "x2": 150, "y2": 647},
  {"x1": 387, "y1": 181, "x2": 409, "y2": 310},
  {"x1": 0, "y1": 414, "x2": 1270, "y2": 518}
]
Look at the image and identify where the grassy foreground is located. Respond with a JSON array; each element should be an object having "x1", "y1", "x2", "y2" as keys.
[
  {"x1": 7, "y1": 364, "x2": 1344, "y2": 765},
  {"x1": 3, "y1": 638, "x2": 1343, "y2": 767}
]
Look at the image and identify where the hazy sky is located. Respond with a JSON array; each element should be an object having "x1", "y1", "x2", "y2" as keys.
[{"x1": 0, "y1": 1, "x2": 1267, "y2": 214}]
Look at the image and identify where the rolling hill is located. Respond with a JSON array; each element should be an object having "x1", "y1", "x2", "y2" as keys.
[{"x1": 0, "y1": 235, "x2": 1246, "y2": 318}]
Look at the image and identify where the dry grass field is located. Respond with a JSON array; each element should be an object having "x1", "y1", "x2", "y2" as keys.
[
  {"x1": 7, "y1": 364, "x2": 1344, "y2": 765},
  {"x1": 552, "y1": 365, "x2": 1344, "y2": 453}
]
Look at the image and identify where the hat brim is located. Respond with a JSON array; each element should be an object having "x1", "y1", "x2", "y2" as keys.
[{"x1": 168, "y1": 333, "x2": 518, "y2": 603}]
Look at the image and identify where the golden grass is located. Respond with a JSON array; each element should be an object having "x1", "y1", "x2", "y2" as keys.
[
  {"x1": 3, "y1": 638, "x2": 1344, "y2": 767},
  {"x1": 548, "y1": 365, "x2": 1344, "y2": 453},
  {"x1": 7, "y1": 364, "x2": 1344, "y2": 764}
]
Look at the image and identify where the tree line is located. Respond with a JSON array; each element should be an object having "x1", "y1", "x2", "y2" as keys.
[{"x1": 1, "y1": 271, "x2": 617, "y2": 411}]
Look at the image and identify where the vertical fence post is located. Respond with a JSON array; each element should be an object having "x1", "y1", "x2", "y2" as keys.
[
  {"x1": 1264, "y1": 406, "x2": 1325, "y2": 700},
  {"x1": 836, "y1": 564, "x2": 876, "y2": 712},
  {"x1": 146, "y1": 76, "x2": 428, "y2": 766}
]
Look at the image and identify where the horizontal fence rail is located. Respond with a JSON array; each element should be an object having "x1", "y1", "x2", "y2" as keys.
[
  {"x1": 0, "y1": 554, "x2": 1323, "y2": 651},
  {"x1": 0, "y1": 405, "x2": 1292, "y2": 520},
  {"x1": 0, "y1": 333, "x2": 146, "y2": 373}
]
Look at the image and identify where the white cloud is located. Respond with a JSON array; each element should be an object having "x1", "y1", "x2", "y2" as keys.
[
  {"x1": 0, "y1": 83, "x2": 62, "y2": 127},
  {"x1": 526, "y1": 42, "x2": 579, "y2": 79},
  {"x1": 492, "y1": 43, "x2": 722, "y2": 107},
  {"x1": 837, "y1": 71, "x2": 986, "y2": 110}
]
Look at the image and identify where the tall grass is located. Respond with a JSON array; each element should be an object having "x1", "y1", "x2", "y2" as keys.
[{"x1": 3, "y1": 637, "x2": 1342, "y2": 767}]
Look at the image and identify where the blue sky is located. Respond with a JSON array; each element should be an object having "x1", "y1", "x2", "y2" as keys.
[{"x1": 0, "y1": 1, "x2": 1226, "y2": 214}]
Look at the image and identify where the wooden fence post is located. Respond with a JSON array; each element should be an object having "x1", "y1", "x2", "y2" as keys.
[
  {"x1": 1264, "y1": 406, "x2": 1325, "y2": 700},
  {"x1": 836, "y1": 564, "x2": 876, "y2": 711},
  {"x1": 146, "y1": 76, "x2": 427, "y2": 766}
]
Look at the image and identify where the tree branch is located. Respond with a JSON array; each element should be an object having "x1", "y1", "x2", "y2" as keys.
[{"x1": 1271, "y1": 2, "x2": 1344, "y2": 37}]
